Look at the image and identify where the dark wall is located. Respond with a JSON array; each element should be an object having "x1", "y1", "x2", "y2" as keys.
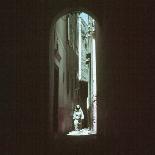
[{"x1": 15, "y1": 0, "x2": 155, "y2": 154}]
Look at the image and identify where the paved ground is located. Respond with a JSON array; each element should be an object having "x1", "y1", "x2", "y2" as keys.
[{"x1": 67, "y1": 128, "x2": 96, "y2": 136}]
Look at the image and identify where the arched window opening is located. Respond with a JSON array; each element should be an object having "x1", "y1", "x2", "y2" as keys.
[{"x1": 51, "y1": 11, "x2": 97, "y2": 136}]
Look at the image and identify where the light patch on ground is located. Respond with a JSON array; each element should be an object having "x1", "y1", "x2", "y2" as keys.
[{"x1": 67, "y1": 128, "x2": 96, "y2": 136}]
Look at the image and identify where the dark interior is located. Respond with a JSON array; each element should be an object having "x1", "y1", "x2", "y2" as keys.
[{"x1": 3, "y1": 0, "x2": 155, "y2": 154}]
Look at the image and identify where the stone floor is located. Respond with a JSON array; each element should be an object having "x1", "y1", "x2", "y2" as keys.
[{"x1": 67, "y1": 128, "x2": 96, "y2": 136}]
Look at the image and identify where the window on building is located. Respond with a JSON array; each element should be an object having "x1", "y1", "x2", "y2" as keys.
[{"x1": 67, "y1": 16, "x2": 70, "y2": 41}]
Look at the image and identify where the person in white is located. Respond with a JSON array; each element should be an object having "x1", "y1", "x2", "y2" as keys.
[{"x1": 73, "y1": 105, "x2": 84, "y2": 131}]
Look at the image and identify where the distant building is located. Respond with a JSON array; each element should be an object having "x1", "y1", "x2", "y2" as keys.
[
  {"x1": 78, "y1": 13, "x2": 97, "y2": 131},
  {"x1": 78, "y1": 15, "x2": 89, "y2": 81}
]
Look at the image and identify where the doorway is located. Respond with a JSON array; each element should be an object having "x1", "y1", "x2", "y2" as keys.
[
  {"x1": 53, "y1": 64, "x2": 59, "y2": 133},
  {"x1": 51, "y1": 11, "x2": 97, "y2": 136}
]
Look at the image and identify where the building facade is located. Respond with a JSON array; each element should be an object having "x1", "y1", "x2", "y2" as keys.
[
  {"x1": 78, "y1": 13, "x2": 97, "y2": 132},
  {"x1": 52, "y1": 13, "x2": 79, "y2": 133}
]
